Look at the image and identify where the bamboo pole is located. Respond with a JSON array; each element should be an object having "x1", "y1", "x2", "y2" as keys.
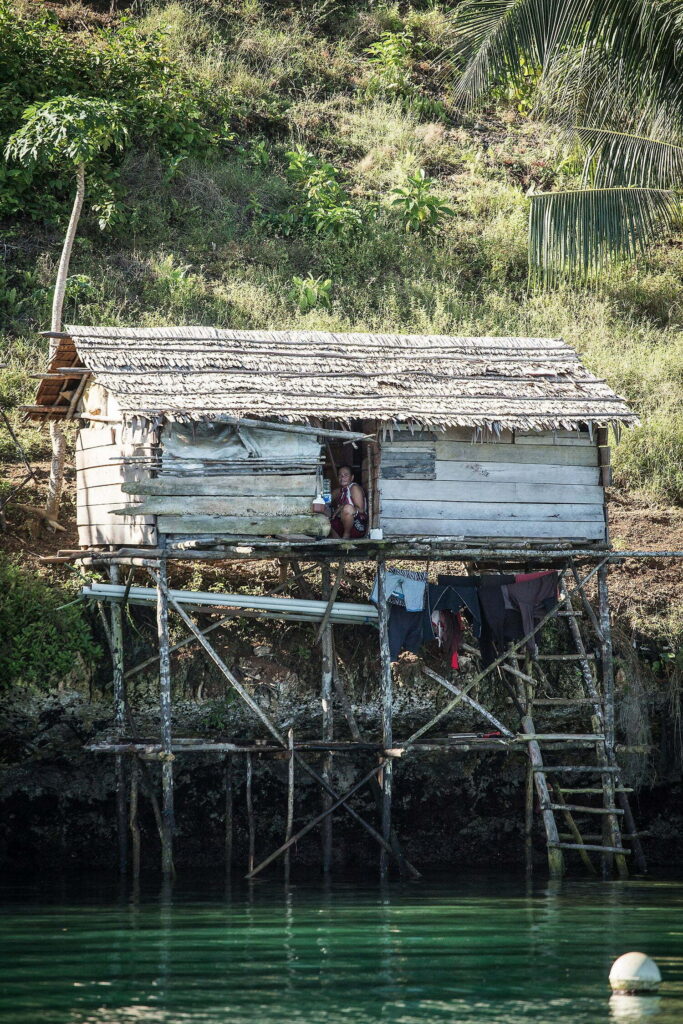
[
  {"x1": 597, "y1": 565, "x2": 630, "y2": 881},
  {"x1": 247, "y1": 762, "x2": 384, "y2": 880},
  {"x1": 156, "y1": 559, "x2": 175, "y2": 879},
  {"x1": 246, "y1": 752, "x2": 255, "y2": 875},
  {"x1": 149, "y1": 569, "x2": 405, "y2": 868},
  {"x1": 109, "y1": 565, "x2": 127, "y2": 876},
  {"x1": 285, "y1": 729, "x2": 294, "y2": 883},
  {"x1": 422, "y1": 666, "x2": 513, "y2": 737},
  {"x1": 376, "y1": 561, "x2": 394, "y2": 881},
  {"x1": 321, "y1": 566, "x2": 334, "y2": 875},
  {"x1": 129, "y1": 755, "x2": 141, "y2": 881},
  {"x1": 225, "y1": 755, "x2": 233, "y2": 876},
  {"x1": 331, "y1": 641, "x2": 420, "y2": 879},
  {"x1": 525, "y1": 762, "x2": 534, "y2": 878}
]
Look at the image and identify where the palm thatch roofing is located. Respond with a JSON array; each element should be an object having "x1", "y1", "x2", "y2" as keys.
[{"x1": 28, "y1": 325, "x2": 638, "y2": 431}]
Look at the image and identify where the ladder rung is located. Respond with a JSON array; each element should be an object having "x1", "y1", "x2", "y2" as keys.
[
  {"x1": 550, "y1": 842, "x2": 631, "y2": 855},
  {"x1": 558, "y1": 787, "x2": 633, "y2": 795},
  {"x1": 535, "y1": 653, "x2": 596, "y2": 661},
  {"x1": 531, "y1": 698, "x2": 601, "y2": 706},
  {"x1": 534, "y1": 765, "x2": 618, "y2": 773},
  {"x1": 548, "y1": 803, "x2": 625, "y2": 815},
  {"x1": 555, "y1": 610, "x2": 584, "y2": 617},
  {"x1": 560, "y1": 832, "x2": 644, "y2": 841},
  {"x1": 518, "y1": 733, "x2": 605, "y2": 742}
]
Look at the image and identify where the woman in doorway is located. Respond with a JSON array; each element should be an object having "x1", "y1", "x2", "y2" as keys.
[{"x1": 330, "y1": 465, "x2": 368, "y2": 539}]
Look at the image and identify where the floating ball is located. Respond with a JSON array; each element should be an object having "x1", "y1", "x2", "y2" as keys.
[{"x1": 609, "y1": 952, "x2": 661, "y2": 994}]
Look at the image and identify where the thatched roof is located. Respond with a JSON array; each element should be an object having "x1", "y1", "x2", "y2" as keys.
[{"x1": 27, "y1": 325, "x2": 638, "y2": 431}]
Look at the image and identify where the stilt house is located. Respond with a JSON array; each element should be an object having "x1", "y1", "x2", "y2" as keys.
[{"x1": 26, "y1": 326, "x2": 637, "y2": 550}]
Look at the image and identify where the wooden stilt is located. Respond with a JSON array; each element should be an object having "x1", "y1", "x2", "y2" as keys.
[
  {"x1": 109, "y1": 565, "x2": 127, "y2": 875},
  {"x1": 285, "y1": 728, "x2": 294, "y2": 882},
  {"x1": 246, "y1": 752, "x2": 255, "y2": 874},
  {"x1": 247, "y1": 762, "x2": 384, "y2": 879},
  {"x1": 129, "y1": 754, "x2": 141, "y2": 881},
  {"x1": 332, "y1": 639, "x2": 421, "y2": 879},
  {"x1": 517, "y1": 679, "x2": 564, "y2": 879},
  {"x1": 225, "y1": 755, "x2": 233, "y2": 875},
  {"x1": 597, "y1": 565, "x2": 629, "y2": 881},
  {"x1": 376, "y1": 560, "x2": 394, "y2": 881},
  {"x1": 321, "y1": 565, "x2": 334, "y2": 875},
  {"x1": 156, "y1": 559, "x2": 175, "y2": 879},
  {"x1": 150, "y1": 572, "x2": 407, "y2": 871},
  {"x1": 525, "y1": 762, "x2": 534, "y2": 878}
]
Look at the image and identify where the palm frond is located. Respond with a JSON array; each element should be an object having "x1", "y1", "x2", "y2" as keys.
[
  {"x1": 529, "y1": 187, "x2": 680, "y2": 287},
  {"x1": 576, "y1": 127, "x2": 683, "y2": 188},
  {"x1": 452, "y1": 0, "x2": 683, "y2": 110}
]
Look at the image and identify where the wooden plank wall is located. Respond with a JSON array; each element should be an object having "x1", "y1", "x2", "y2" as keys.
[
  {"x1": 76, "y1": 427, "x2": 157, "y2": 547},
  {"x1": 378, "y1": 426, "x2": 609, "y2": 542}
]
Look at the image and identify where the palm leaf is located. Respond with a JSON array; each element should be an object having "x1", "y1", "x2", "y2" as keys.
[
  {"x1": 529, "y1": 186, "x2": 680, "y2": 287},
  {"x1": 576, "y1": 127, "x2": 683, "y2": 188},
  {"x1": 451, "y1": 0, "x2": 683, "y2": 109}
]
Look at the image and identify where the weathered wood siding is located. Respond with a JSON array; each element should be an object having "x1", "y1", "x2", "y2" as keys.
[
  {"x1": 76, "y1": 427, "x2": 157, "y2": 547},
  {"x1": 378, "y1": 426, "x2": 608, "y2": 542}
]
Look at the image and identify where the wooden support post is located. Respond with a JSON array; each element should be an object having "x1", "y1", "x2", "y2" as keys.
[
  {"x1": 156, "y1": 559, "x2": 175, "y2": 879},
  {"x1": 285, "y1": 729, "x2": 294, "y2": 882},
  {"x1": 129, "y1": 754, "x2": 141, "y2": 881},
  {"x1": 376, "y1": 560, "x2": 393, "y2": 881},
  {"x1": 149, "y1": 569, "x2": 407, "y2": 871},
  {"x1": 321, "y1": 565, "x2": 334, "y2": 875},
  {"x1": 517, "y1": 682, "x2": 565, "y2": 879},
  {"x1": 225, "y1": 755, "x2": 233, "y2": 876},
  {"x1": 109, "y1": 565, "x2": 127, "y2": 876},
  {"x1": 246, "y1": 752, "x2": 255, "y2": 875},
  {"x1": 598, "y1": 565, "x2": 629, "y2": 881},
  {"x1": 525, "y1": 762, "x2": 534, "y2": 878}
]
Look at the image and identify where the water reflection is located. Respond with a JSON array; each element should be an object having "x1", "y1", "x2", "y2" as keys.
[{"x1": 0, "y1": 875, "x2": 682, "y2": 1024}]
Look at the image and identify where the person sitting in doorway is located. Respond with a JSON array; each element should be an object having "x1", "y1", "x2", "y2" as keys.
[{"x1": 330, "y1": 465, "x2": 368, "y2": 539}]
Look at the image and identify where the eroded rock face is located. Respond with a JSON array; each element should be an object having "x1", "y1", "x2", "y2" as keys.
[{"x1": 0, "y1": 682, "x2": 681, "y2": 876}]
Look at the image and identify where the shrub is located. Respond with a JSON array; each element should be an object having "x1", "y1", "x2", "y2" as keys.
[
  {"x1": 290, "y1": 275, "x2": 333, "y2": 313},
  {"x1": 0, "y1": 559, "x2": 101, "y2": 691},
  {"x1": 390, "y1": 168, "x2": 455, "y2": 233}
]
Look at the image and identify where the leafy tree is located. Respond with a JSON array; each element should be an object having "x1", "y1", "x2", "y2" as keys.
[
  {"x1": 5, "y1": 97, "x2": 127, "y2": 517},
  {"x1": 452, "y1": 0, "x2": 683, "y2": 285}
]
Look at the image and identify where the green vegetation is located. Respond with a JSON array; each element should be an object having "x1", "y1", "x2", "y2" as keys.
[
  {"x1": 0, "y1": 0, "x2": 681, "y2": 507},
  {"x1": 0, "y1": 558, "x2": 100, "y2": 691}
]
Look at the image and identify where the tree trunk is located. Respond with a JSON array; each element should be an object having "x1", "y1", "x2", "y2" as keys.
[{"x1": 45, "y1": 162, "x2": 85, "y2": 519}]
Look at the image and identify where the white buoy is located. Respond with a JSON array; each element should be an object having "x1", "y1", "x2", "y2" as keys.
[{"x1": 609, "y1": 952, "x2": 662, "y2": 994}]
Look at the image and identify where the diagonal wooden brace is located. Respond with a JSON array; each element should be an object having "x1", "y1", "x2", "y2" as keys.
[
  {"x1": 403, "y1": 559, "x2": 609, "y2": 749},
  {"x1": 148, "y1": 568, "x2": 408, "y2": 871},
  {"x1": 246, "y1": 761, "x2": 384, "y2": 879}
]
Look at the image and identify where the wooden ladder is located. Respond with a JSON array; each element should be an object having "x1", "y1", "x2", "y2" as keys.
[{"x1": 509, "y1": 587, "x2": 645, "y2": 878}]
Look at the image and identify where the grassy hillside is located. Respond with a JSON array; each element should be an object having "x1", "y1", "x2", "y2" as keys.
[{"x1": 1, "y1": 0, "x2": 682, "y2": 498}]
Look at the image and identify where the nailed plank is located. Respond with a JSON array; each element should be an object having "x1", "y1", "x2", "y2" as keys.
[
  {"x1": 434, "y1": 441, "x2": 598, "y2": 466},
  {"x1": 157, "y1": 514, "x2": 331, "y2": 537},
  {"x1": 77, "y1": 464, "x2": 150, "y2": 489},
  {"x1": 384, "y1": 428, "x2": 438, "y2": 442},
  {"x1": 122, "y1": 473, "x2": 316, "y2": 497},
  {"x1": 434, "y1": 461, "x2": 600, "y2": 486},
  {"x1": 76, "y1": 427, "x2": 116, "y2": 450},
  {"x1": 76, "y1": 446, "x2": 153, "y2": 470},
  {"x1": 380, "y1": 452, "x2": 436, "y2": 480},
  {"x1": 515, "y1": 431, "x2": 592, "y2": 446},
  {"x1": 77, "y1": 508, "x2": 156, "y2": 526},
  {"x1": 380, "y1": 499, "x2": 605, "y2": 522},
  {"x1": 380, "y1": 518, "x2": 606, "y2": 540},
  {"x1": 78, "y1": 524, "x2": 158, "y2": 547},
  {"x1": 115, "y1": 496, "x2": 313, "y2": 517},
  {"x1": 78, "y1": 483, "x2": 147, "y2": 506},
  {"x1": 380, "y1": 480, "x2": 604, "y2": 504}
]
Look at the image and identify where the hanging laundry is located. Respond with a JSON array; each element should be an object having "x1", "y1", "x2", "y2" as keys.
[
  {"x1": 387, "y1": 606, "x2": 424, "y2": 662},
  {"x1": 477, "y1": 574, "x2": 520, "y2": 666},
  {"x1": 370, "y1": 566, "x2": 427, "y2": 612},
  {"x1": 506, "y1": 572, "x2": 559, "y2": 656}
]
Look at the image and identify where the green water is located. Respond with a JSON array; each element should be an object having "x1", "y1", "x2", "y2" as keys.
[{"x1": 1, "y1": 875, "x2": 682, "y2": 1024}]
